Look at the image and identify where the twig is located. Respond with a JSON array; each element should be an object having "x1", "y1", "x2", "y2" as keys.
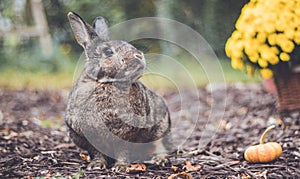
[
  {"x1": 238, "y1": 167, "x2": 257, "y2": 178},
  {"x1": 60, "y1": 161, "x2": 81, "y2": 166},
  {"x1": 248, "y1": 164, "x2": 290, "y2": 169},
  {"x1": 213, "y1": 160, "x2": 240, "y2": 170}
]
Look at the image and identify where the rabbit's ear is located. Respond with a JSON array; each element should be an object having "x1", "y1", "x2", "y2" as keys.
[
  {"x1": 93, "y1": 17, "x2": 110, "y2": 41},
  {"x1": 67, "y1": 12, "x2": 97, "y2": 48}
]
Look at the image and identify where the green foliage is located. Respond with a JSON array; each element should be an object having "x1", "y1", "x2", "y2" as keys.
[
  {"x1": 72, "y1": 171, "x2": 84, "y2": 179},
  {"x1": 0, "y1": 39, "x2": 75, "y2": 73},
  {"x1": 0, "y1": 0, "x2": 255, "y2": 89}
]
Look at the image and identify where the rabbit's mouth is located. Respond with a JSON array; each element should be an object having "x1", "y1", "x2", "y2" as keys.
[
  {"x1": 85, "y1": 67, "x2": 144, "y2": 84},
  {"x1": 97, "y1": 77, "x2": 128, "y2": 83},
  {"x1": 95, "y1": 59, "x2": 145, "y2": 84}
]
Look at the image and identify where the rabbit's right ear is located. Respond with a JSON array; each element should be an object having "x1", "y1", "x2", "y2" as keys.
[
  {"x1": 68, "y1": 12, "x2": 97, "y2": 48},
  {"x1": 93, "y1": 17, "x2": 110, "y2": 41}
]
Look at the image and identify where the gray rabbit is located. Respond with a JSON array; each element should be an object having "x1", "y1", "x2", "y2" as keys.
[{"x1": 65, "y1": 12, "x2": 171, "y2": 172}]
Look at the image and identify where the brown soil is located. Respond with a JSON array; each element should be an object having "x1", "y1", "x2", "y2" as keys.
[{"x1": 0, "y1": 84, "x2": 299, "y2": 178}]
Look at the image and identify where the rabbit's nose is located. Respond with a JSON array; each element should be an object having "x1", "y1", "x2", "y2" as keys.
[{"x1": 133, "y1": 51, "x2": 144, "y2": 60}]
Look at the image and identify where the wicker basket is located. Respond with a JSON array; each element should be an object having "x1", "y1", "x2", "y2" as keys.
[{"x1": 275, "y1": 72, "x2": 300, "y2": 112}]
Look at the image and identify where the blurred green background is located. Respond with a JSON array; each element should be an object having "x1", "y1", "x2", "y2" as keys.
[{"x1": 0, "y1": 0, "x2": 260, "y2": 89}]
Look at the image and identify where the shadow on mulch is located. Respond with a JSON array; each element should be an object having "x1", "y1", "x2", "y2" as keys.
[{"x1": 0, "y1": 84, "x2": 299, "y2": 178}]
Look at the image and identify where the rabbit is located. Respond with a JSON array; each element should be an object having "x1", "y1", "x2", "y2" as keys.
[{"x1": 65, "y1": 12, "x2": 172, "y2": 172}]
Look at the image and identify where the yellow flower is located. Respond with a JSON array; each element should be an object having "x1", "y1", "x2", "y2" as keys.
[
  {"x1": 225, "y1": 38, "x2": 244, "y2": 58},
  {"x1": 260, "y1": 48, "x2": 275, "y2": 60},
  {"x1": 244, "y1": 39, "x2": 259, "y2": 56},
  {"x1": 284, "y1": 28, "x2": 295, "y2": 39},
  {"x1": 231, "y1": 31, "x2": 242, "y2": 40},
  {"x1": 231, "y1": 50, "x2": 244, "y2": 59},
  {"x1": 225, "y1": 38, "x2": 233, "y2": 57},
  {"x1": 276, "y1": 34, "x2": 288, "y2": 44},
  {"x1": 294, "y1": 30, "x2": 300, "y2": 44},
  {"x1": 295, "y1": 7, "x2": 300, "y2": 16},
  {"x1": 244, "y1": 26, "x2": 256, "y2": 37},
  {"x1": 268, "y1": 34, "x2": 277, "y2": 45},
  {"x1": 275, "y1": 20, "x2": 286, "y2": 32},
  {"x1": 280, "y1": 52, "x2": 290, "y2": 61},
  {"x1": 258, "y1": 58, "x2": 268, "y2": 68},
  {"x1": 248, "y1": 53, "x2": 259, "y2": 63},
  {"x1": 260, "y1": 68, "x2": 273, "y2": 79},
  {"x1": 280, "y1": 40, "x2": 295, "y2": 53},
  {"x1": 231, "y1": 58, "x2": 244, "y2": 70},
  {"x1": 270, "y1": 46, "x2": 279, "y2": 55},
  {"x1": 257, "y1": 32, "x2": 267, "y2": 43},
  {"x1": 268, "y1": 56, "x2": 279, "y2": 65},
  {"x1": 264, "y1": 23, "x2": 276, "y2": 34},
  {"x1": 226, "y1": 0, "x2": 300, "y2": 78}
]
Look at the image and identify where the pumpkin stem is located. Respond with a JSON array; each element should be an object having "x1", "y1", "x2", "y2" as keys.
[{"x1": 260, "y1": 125, "x2": 276, "y2": 144}]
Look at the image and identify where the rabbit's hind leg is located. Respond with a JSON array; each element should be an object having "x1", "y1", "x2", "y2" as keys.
[
  {"x1": 151, "y1": 137, "x2": 171, "y2": 167},
  {"x1": 111, "y1": 160, "x2": 129, "y2": 172},
  {"x1": 87, "y1": 151, "x2": 108, "y2": 170},
  {"x1": 111, "y1": 150, "x2": 130, "y2": 172},
  {"x1": 68, "y1": 128, "x2": 109, "y2": 170}
]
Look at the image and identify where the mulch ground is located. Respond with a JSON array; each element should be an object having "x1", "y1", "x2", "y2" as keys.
[{"x1": 0, "y1": 84, "x2": 299, "y2": 178}]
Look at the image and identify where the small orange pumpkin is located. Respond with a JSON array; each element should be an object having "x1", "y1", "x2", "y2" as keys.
[{"x1": 244, "y1": 125, "x2": 282, "y2": 163}]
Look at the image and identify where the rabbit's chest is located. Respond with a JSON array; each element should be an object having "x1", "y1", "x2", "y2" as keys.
[
  {"x1": 93, "y1": 83, "x2": 148, "y2": 116},
  {"x1": 92, "y1": 84, "x2": 156, "y2": 139}
]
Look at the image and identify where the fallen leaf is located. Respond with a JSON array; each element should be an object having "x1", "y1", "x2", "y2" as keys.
[
  {"x1": 79, "y1": 152, "x2": 91, "y2": 162},
  {"x1": 237, "y1": 107, "x2": 248, "y2": 115},
  {"x1": 125, "y1": 163, "x2": 146, "y2": 173},
  {"x1": 219, "y1": 120, "x2": 232, "y2": 130},
  {"x1": 0, "y1": 128, "x2": 10, "y2": 133},
  {"x1": 168, "y1": 172, "x2": 192, "y2": 179},
  {"x1": 1, "y1": 148, "x2": 7, "y2": 153},
  {"x1": 3, "y1": 131, "x2": 18, "y2": 140},
  {"x1": 182, "y1": 160, "x2": 201, "y2": 172},
  {"x1": 242, "y1": 173, "x2": 251, "y2": 179},
  {"x1": 171, "y1": 165, "x2": 179, "y2": 172},
  {"x1": 44, "y1": 173, "x2": 51, "y2": 178}
]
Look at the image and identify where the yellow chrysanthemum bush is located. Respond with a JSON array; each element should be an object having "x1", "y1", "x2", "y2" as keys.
[{"x1": 225, "y1": 0, "x2": 300, "y2": 79}]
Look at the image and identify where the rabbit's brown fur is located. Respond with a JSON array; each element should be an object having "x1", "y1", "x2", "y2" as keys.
[{"x1": 65, "y1": 12, "x2": 171, "y2": 171}]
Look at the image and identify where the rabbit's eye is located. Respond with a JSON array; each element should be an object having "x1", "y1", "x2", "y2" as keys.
[{"x1": 103, "y1": 47, "x2": 114, "y2": 57}]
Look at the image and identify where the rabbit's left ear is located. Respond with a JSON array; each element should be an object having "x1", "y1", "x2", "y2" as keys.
[
  {"x1": 93, "y1": 17, "x2": 110, "y2": 42},
  {"x1": 68, "y1": 12, "x2": 98, "y2": 48}
]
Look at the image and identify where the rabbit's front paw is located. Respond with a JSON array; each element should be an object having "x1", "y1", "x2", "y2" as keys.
[
  {"x1": 87, "y1": 157, "x2": 108, "y2": 170},
  {"x1": 111, "y1": 161, "x2": 129, "y2": 172},
  {"x1": 151, "y1": 154, "x2": 170, "y2": 167}
]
